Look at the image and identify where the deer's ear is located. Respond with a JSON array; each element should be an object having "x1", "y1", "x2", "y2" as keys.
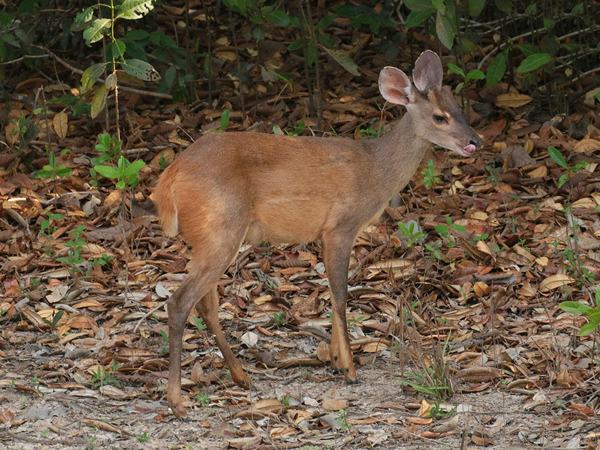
[
  {"x1": 413, "y1": 50, "x2": 443, "y2": 92},
  {"x1": 379, "y1": 67, "x2": 413, "y2": 106}
]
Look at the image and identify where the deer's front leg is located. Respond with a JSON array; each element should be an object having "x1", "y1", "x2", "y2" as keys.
[{"x1": 322, "y1": 231, "x2": 358, "y2": 383}]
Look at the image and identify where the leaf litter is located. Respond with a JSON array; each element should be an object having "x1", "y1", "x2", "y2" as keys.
[{"x1": 1, "y1": 10, "x2": 600, "y2": 450}]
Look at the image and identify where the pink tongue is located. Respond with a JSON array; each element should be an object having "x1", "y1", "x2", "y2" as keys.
[{"x1": 463, "y1": 144, "x2": 476, "y2": 154}]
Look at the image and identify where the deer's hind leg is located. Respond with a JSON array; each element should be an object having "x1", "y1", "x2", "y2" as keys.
[{"x1": 167, "y1": 204, "x2": 249, "y2": 418}]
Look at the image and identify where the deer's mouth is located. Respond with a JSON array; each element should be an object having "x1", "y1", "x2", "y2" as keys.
[{"x1": 460, "y1": 144, "x2": 477, "y2": 156}]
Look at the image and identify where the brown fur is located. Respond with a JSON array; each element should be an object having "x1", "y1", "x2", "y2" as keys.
[{"x1": 156, "y1": 51, "x2": 482, "y2": 419}]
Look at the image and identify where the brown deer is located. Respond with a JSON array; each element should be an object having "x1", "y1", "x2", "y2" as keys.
[{"x1": 155, "y1": 50, "x2": 482, "y2": 418}]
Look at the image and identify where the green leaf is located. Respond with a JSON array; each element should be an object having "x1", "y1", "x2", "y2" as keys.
[
  {"x1": 81, "y1": 63, "x2": 105, "y2": 92},
  {"x1": 83, "y1": 18, "x2": 110, "y2": 45},
  {"x1": 94, "y1": 165, "x2": 119, "y2": 179},
  {"x1": 72, "y1": 7, "x2": 95, "y2": 32},
  {"x1": 220, "y1": 109, "x2": 230, "y2": 131},
  {"x1": 447, "y1": 63, "x2": 464, "y2": 77},
  {"x1": 288, "y1": 38, "x2": 308, "y2": 51},
  {"x1": 486, "y1": 51, "x2": 507, "y2": 86},
  {"x1": 559, "y1": 301, "x2": 590, "y2": 315},
  {"x1": 316, "y1": 15, "x2": 335, "y2": 30},
  {"x1": 435, "y1": 13, "x2": 455, "y2": 49},
  {"x1": 123, "y1": 159, "x2": 145, "y2": 177},
  {"x1": 125, "y1": 30, "x2": 150, "y2": 40},
  {"x1": 493, "y1": 0, "x2": 512, "y2": 13},
  {"x1": 90, "y1": 85, "x2": 107, "y2": 119},
  {"x1": 322, "y1": 47, "x2": 360, "y2": 76},
  {"x1": 253, "y1": 25, "x2": 265, "y2": 41},
  {"x1": 35, "y1": 170, "x2": 52, "y2": 179},
  {"x1": 517, "y1": 53, "x2": 552, "y2": 73},
  {"x1": 406, "y1": 8, "x2": 435, "y2": 27},
  {"x1": 118, "y1": 0, "x2": 155, "y2": 20},
  {"x1": 431, "y1": 0, "x2": 445, "y2": 12},
  {"x1": 451, "y1": 224, "x2": 467, "y2": 232},
  {"x1": 579, "y1": 319, "x2": 600, "y2": 336},
  {"x1": 404, "y1": 0, "x2": 434, "y2": 12},
  {"x1": 548, "y1": 146, "x2": 567, "y2": 168},
  {"x1": 120, "y1": 59, "x2": 160, "y2": 82},
  {"x1": 455, "y1": 82, "x2": 464, "y2": 93},
  {"x1": 468, "y1": 0, "x2": 486, "y2": 17},
  {"x1": 307, "y1": 41, "x2": 316, "y2": 67},
  {"x1": 466, "y1": 69, "x2": 485, "y2": 81},
  {"x1": 264, "y1": 10, "x2": 290, "y2": 27},
  {"x1": 111, "y1": 39, "x2": 126, "y2": 60}
]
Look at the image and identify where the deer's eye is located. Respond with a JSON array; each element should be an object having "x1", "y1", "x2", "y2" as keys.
[{"x1": 433, "y1": 114, "x2": 447, "y2": 124}]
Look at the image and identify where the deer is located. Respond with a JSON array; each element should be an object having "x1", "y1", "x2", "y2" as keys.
[{"x1": 155, "y1": 50, "x2": 482, "y2": 418}]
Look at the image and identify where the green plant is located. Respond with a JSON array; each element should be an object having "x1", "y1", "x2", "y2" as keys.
[
  {"x1": 424, "y1": 241, "x2": 443, "y2": 260},
  {"x1": 42, "y1": 310, "x2": 64, "y2": 333},
  {"x1": 485, "y1": 166, "x2": 501, "y2": 187},
  {"x1": 447, "y1": 63, "x2": 485, "y2": 93},
  {"x1": 282, "y1": 396, "x2": 290, "y2": 407},
  {"x1": 47, "y1": 93, "x2": 91, "y2": 116},
  {"x1": 548, "y1": 146, "x2": 588, "y2": 188},
  {"x1": 358, "y1": 125, "x2": 381, "y2": 139},
  {"x1": 86, "y1": 436, "x2": 97, "y2": 450},
  {"x1": 559, "y1": 286, "x2": 600, "y2": 336},
  {"x1": 95, "y1": 155, "x2": 145, "y2": 190},
  {"x1": 40, "y1": 211, "x2": 65, "y2": 238},
  {"x1": 7, "y1": 115, "x2": 39, "y2": 151},
  {"x1": 193, "y1": 316, "x2": 207, "y2": 332},
  {"x1": 336, "y1": 408, "x2": 349, "y2": 431},
  {"x1": 90, "y1": 360, "x2": 122, "y2": 388},
  {"x1": 56, "y1": 225, "x2": 86, "y2": 272},
  {"x1": 34, "y1": 152, "x2": 72, "y2": 181},
  {"x1": 273, "y1": 312, "x2": 286, "y2": 327},
  {"x1": 421, "y1": 159, "x2": 440, "y2": 188},
  {"x1": 92, "y1": 133, "x2": 122, "y2": 165},
  {"x1": 75, "y1": 0, "x2": 160, "y2": 118},
  {"x1": 195, "y1": 392, "x2": 210, "y2": 407},
  {"x1": 398, "y1": 221, "x2": 425, "y2": 247},
  {"x1": 224, "y1": 0, "x2": 292, "y2": 41},
  {"x1": 397, "y1": 339, "x2": 453, "y2": 401},
  {"x1": 274, "y1": 120, "x2": 306, "y2": 137},
  {"x1": 427, "y1": 402, "x2": 456, "y2": 419},
  {"x1": 435, "y1": 217, "x2": 466, "y2": 248},
  {"x1": 136, "y1": 432, "x2": 150, "y2": 443}
]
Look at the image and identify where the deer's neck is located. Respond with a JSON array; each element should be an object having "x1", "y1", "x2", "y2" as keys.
[{"x1": 372, "y1": 113, "x2": 431, "y2": 197}]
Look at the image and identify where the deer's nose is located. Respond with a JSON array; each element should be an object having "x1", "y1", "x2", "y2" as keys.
[{"x1": 470, "y1": 134, "x2": 482, "y2": 150}]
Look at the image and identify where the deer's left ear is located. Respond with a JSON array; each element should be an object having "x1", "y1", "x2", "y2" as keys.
[{"x1": 413, "y1": 50, "x2": 443, "y2": 92}]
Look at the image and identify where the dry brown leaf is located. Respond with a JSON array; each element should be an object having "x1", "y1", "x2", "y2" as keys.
[
  {"x1": 5, "y1": 123, "x2": 19, "y2": 146},
  {"x1": 540, "y1": 274, "x2": 575, "y2": 293},
  {"x1": 322, "y1": 398, "x2": 348, "y2": 410},
  {"x1": 527, "y1": 166, "x2": 547, "y2": 178},
  {"x1": 573, "y1": 138, "x2": 600, "y2": 153},
  {"x1": 53, "y1": 111, "x2": 68, "y2": 139},
  {"x1": 495, "y1": 93, "x2": 533, "y2": 108}
]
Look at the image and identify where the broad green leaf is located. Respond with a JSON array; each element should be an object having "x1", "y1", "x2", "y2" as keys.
[
  {"x1": 404, "y1": 0, "x2": 434, "y2": 12},
  {"x1": 486, "y1": 50, "x2": 507, "y2": 86},
  {"x1": 118, "y1": 0, "x2": 155, "y2": 20},
  {"x1": 322, "y1": 47, "x2": 360, "y2": 76},
  {"x1": 90, "y1": 85, "x2": 107, "y2": 119},
  {"x1": 469, "y1": 0, "x2": 486, "y2": 17},
  {"x1": 72, "y1": 7, "x2": 95, "y2": 32},
  {"x1": 264, "y1": 10, "x2": 290, "y2": 27},
  {"x1": 316, "y1": 15, "x2": 335, "y2": 30},
  {"x1": 94, "y1": 164, "x2": 119, "y2": 178},
  {"x1": 220, "y1": 109, "x2": 230, "y2": 131},
  {"x1": 517, "y1": 53, "x2": 552, "y2": 73},
  {"x1": 120, "y1": 59, "x2": 160, "y2": 81},
  {"x1": 548, "y1": 146, "x2": 567, "y2": 168},
  {"x1": 83, "y1": 18, "x2": 110, "y2": 45},
  {"x1": 517, "y1": 44, "x2": 538, "y2": 57},
  {"x1": 1, "y1": 32, "x2": 20, "y2": 48},
  {"x1": 253, "y1": 26, "x2": 265, "y2": 41},
  {"x1": 465, "y1": 69, "x2": 485, "y2": 81},
  {"x1": 35, "y1": 170, "x2": 52, "y2": 179},
  {"x1": 406, "y1": 9, "x2": 435, "y2": 28},
  {"x1": 493, "y1": 0, "x2": 512, "y2": 14},
  {"x1": 111, "y1": 39, "x2": 126, "y2": 60},
  {"x1": 579, "y1": 320, "x2": 600, "y2": 336},
  {"x1": 431, "y1": 0, "x2": 445, "y2": 12},
  {"x1": 307, "y1": 41, "x2": 316, "y2": 67},
  {"x1": 81, "y1": 63, "x2": 105, "y2": 92},
  {"x1": 447, "y1": 63, "x2": 464, "y2": 77},
  {"x1": 123, "y1": 159, "x2": 145, "y2": 177},
  {"x1": 559, "y1": 301, "x2": 590, "y2": 314},
  {"x1": 105, "y1": 73, "x2": 118, "y2": 90},
  {"x1": 436, "y1": 13, "x2": 455, "y2": 49},
  {"x1": 125, "y1": 30, "x2": 150, "y2": 40}
]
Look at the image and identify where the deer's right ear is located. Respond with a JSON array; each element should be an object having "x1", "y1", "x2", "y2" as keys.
[{"x1": 379, "y1": 67, "x2": 413, "y2": 106}]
